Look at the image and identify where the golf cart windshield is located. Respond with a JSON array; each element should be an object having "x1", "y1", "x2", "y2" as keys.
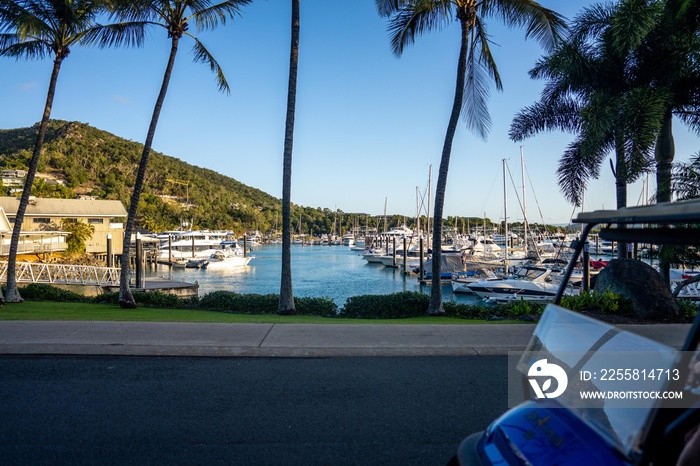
[
  {"x1": 519, "y1": 198, "x2": 700, "y2": 461},
  {"x1": 517, "y1": 305, "x2": 680, "y2": 459}
]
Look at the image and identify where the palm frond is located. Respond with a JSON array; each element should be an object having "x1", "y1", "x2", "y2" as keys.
[
  {"x1": 485, "y1": 0, "x2": 568, "y2": 51},
  {"x1": 189, "y1": 34, "x2": 230, "y2": 94},
  {"x1": 462, "y1": 40, "x2": 492, "y2": 140},
  {"x1": 473, "y1": 16, "x2": 502, "y2": 91},
  {"x1": 622, "y1": 87, "x2": 667, "y2": 181},
  {"x1": 7, "y1": 2, "x2": 55, "y2": 41},
  {"x1": 674, "y1": 75, "x2": 700, "y2": 132},
  {"x1": 531, "y1": 39, "x2": 597, "y2": 96},
  {"x1": 673, "y1": 152, "x2": 700, "y2": 200},
  {"x1": 191, "y1": 0, "x2": 250, "y2": 31},
  {"x1": 569, "y1": 2, "x2": 613, "y2": 43},
  {"x1": 577, "y1": 93, "x2": 616, "y2": 154},
  {"x1": 607, "y1": 0, "x2": 661, "y2": 58},
  {"x1": 676, "y1": 105, "x2": 700, "y2": 134},
  {"x1": 556, "y1": 139, "x2": 605, "y2": 206},
  {"x1": 0, "y1": 35, "x2": 50, "y2": 59},
  {"x1": 80, "y1": 21, "x2": 152, "y2": 48},
  {"x1": 0, "y1": 1, "x2": 23, "y2": 30},
  {"x1": 1, "y1": 0, "x2": 107, "y2": 58},
  {"x1": 386, "y1": 0, "x2": 452, "y2": 57},
  {"x1": 376, "y1": 0, "x2": 406, "y2": 17},
  {"x1": 0, "y1": 31, "x2": 19, "y2": 49},
  {"x1": 107, "y1": 0, "x2": 161, "y2": 22},
  {"x1": 509, "y1": 96, "x2": 581, "y2": 141}
]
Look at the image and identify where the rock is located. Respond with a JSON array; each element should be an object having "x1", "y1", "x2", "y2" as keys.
[{"x1": 593, "y1": 259, "x2": 680, "y2": 320}]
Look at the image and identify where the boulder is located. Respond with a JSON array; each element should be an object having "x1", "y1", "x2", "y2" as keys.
[{"x1": 593, "y1": 259, "x2": 680, "y2": 320}]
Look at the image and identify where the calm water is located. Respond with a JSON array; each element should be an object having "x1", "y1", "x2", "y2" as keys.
[{"x1": 146, "y1": 244, "x2": 482, "y2": 306}]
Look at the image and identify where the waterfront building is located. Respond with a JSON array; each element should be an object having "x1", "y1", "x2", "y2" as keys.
[{"x1": 0, "y1": 197, "x2": 127, "y2": 256}]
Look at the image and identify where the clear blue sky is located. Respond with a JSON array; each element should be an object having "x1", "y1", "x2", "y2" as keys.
[{"x1": 1, "y1": 0, "x2": 697, "y2": 225}]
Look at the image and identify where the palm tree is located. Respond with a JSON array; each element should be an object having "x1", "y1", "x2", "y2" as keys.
[
  {"x1": 0, "y1": 0, "x2": 110, "y2": 303},
  {"x1": 623, "y1": 0, "x2": 700, "y2": 285},
  {"x1": 376, "y1": 0, "x2": 566, "y2": 315},
  {"x1": 635, "y1": 0, "x2": 700, "y2": 204},
  {"x1": 510, "y1": 1, "x2": 663, "y2": 259},
  {"x1": 278, "y1": 0, "x2": 300, "y2": 315},
  {"x1": 87, "y1": 0, "x2": 251, "y2": 308}
]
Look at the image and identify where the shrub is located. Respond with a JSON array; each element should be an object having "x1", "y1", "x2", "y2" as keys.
[
  {"x1": 295, "y1": 297, "x2": 338, "y2": 317},
  {"x1": 91, "y1": 290, "x2": 182, "y2": 308},
  {"x1": 93, "y1": 291, "x2": 119, "y2": 305},
  {"x1": 679, "y1": 299, "x2": 699, "y2": 319},
  {"x1": 505, "y1": 299, "x2": 546, "y2": 318},
  {"x1": 443, "y1": 301, "x2": 484, "y2": 319},
  {"x1": 560, "y1": 290, "x2": 634, "y2": 316},
  {"x1": 230, "y1": 293, "x2": 280, "y2": 314},
  {"x1": 340, "y1": 292, "x2": 429, "y2": 319},
  {"x1": 197, "y1": 291, "x2": 279, "y2": 314},
  {"x1": 131, "y1": 291, "x2": 181, "y2": 308},
  {"x1": 196, "y1": 290, "x2": 239, "y2": 311},
  {"x1": 18, "y1": 283, "x2": 86, "y2": 302}
]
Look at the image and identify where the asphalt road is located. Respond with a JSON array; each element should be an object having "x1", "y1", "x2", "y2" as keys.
[{"x1": 0, "y1": 355, "x2": 508, "y2": 466}]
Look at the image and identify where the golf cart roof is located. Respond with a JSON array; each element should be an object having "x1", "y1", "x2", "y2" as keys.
[
  {"x1": 573, "y1": 198, "x2": 700, "y2": 226},
  {"x1": 573, "y1": 199, "x2": 700, "y2": 247}
]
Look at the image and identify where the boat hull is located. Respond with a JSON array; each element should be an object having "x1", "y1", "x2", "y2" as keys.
[
  {"x1": 466, "y1": 280, "x2": 559, "y2": 301},
  {"x1": 205, "y1": 256, "x2": 253, "y2": 269}
]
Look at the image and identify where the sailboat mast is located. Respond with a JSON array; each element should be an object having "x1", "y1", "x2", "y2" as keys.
[
  {"x1": 415, "y1": 186, "x2": 421, "y2": 239},
  {"x1": 521, "y1": 146, "x2": 528, "y2": 252},
  {"x1": 503, "y1": 158, "x2": 509, "y2": 274},
  {"x1": 427, "y1": 165, "x2": 432, "y2": 249},
  {"x1": 383, "y1": 198, "x2": 388, "y2": 233}
]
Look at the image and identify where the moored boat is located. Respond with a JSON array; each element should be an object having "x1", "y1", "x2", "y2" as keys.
[
  {"x1": 204, "y1": 243, "x2": 253, "y2": 269},
  {"x1": 157, "y1": 230, "x2": 233, "y2": 260},
  {"x1": 451, "y1": 268, "x2": 499, "y2": 293},
  {"x1": 466, "y1": 265, "x2": 561, "y2": 302}
]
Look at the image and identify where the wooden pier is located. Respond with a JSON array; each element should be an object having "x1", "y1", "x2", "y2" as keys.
[
  {"x1": 103, "y1": 277, "x2": 199, "y2": 298},
  {"x1": 0, "y1": 261, "x2": 199, "y2": 298}
]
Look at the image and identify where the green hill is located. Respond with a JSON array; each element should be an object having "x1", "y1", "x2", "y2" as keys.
[
  {"x1": 0, "y1": 120, "x2": 293, "y2": 233},
  {"x1": 0, "y1": 120, "x2": 496, "y2": 236}
]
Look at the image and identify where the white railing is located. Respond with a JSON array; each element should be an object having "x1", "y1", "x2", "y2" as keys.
[
  {"x1": 0, "y1": 237, "x2": 68, "y2": 255},
  {"x1": 0, "y1": 261, "x2": 120, "y2": 286}
]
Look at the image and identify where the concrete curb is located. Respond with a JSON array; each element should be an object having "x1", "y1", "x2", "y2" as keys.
[{"x1": 0, "y1": 321, "x2": 691, "y2": 358}]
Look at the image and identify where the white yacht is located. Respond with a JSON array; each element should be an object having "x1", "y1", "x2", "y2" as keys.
[
  {"x1": 157, "y1": 230, "x2": 233, "y2": 260},
  {"x1": 466, "y1": 265, "x2": 561, "y2": 302},
  {"x1": 342, "y1": 233, "x2": 355, "y2": 246},
  {"x1": 203, "y1": 241, "x2": 253, "y2": 269},
  {"x1": 450, "y1": 268, "x2": 499, "y2": 294}
]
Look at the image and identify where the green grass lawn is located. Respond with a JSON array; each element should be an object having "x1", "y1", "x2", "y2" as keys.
[{"x1": 0, "y1": 300, "x2": 519, "y2": 324}]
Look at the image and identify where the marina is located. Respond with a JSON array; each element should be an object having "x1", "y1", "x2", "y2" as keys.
[
  {"x1": 145, "y1": 243, "x2": 484, "y2": 307},
  {"x1": 141, "y1": 236, "x2": 700, "y2": 304}
]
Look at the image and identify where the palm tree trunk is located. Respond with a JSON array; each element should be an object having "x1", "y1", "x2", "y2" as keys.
[
  {"x1": 655, "y1": 109, "x2": 674, "y2": 286},
  {"x1": 428, "y1": 18, "x2": 470, "y2": 316},
  {"x1": 119, "y1": 36, "x2": 180, "y2": 308},
  {"x1": 278, "y1": 0, "x2": 300, "y2": 315},
  {"x1": 614, "y1": 133, "x2": 628, "y2": 260},
  {"x1": 655, "y1": 110, "x2": 674, "y2": 203},
  {"x1": 5, "y1": 56, "x2": 64, "y2": 303}
]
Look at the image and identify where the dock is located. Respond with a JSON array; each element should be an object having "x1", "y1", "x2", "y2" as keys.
[{"x1": 103, "y1": 277, "x2": 199, "y2": 298}]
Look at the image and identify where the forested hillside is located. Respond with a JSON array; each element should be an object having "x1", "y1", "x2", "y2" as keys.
[
  {"x1": 0, "y1": 120, "x2": 443, "y2": 235},
  {"x1": 0, "y1": 120, "x2": 286, "y2": 232},
  {"x1": 0, "y1": 120, "x2": 503, "y2": 236}
]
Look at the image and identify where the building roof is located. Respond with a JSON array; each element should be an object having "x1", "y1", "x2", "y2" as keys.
[{"x1": 0, "y1": 197, "x2": 127, "y2": 218}]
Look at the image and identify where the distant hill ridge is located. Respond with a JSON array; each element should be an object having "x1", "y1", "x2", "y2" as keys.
[{"x1": 0, "y1": 120, "x2": 282, "y2": 232}]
